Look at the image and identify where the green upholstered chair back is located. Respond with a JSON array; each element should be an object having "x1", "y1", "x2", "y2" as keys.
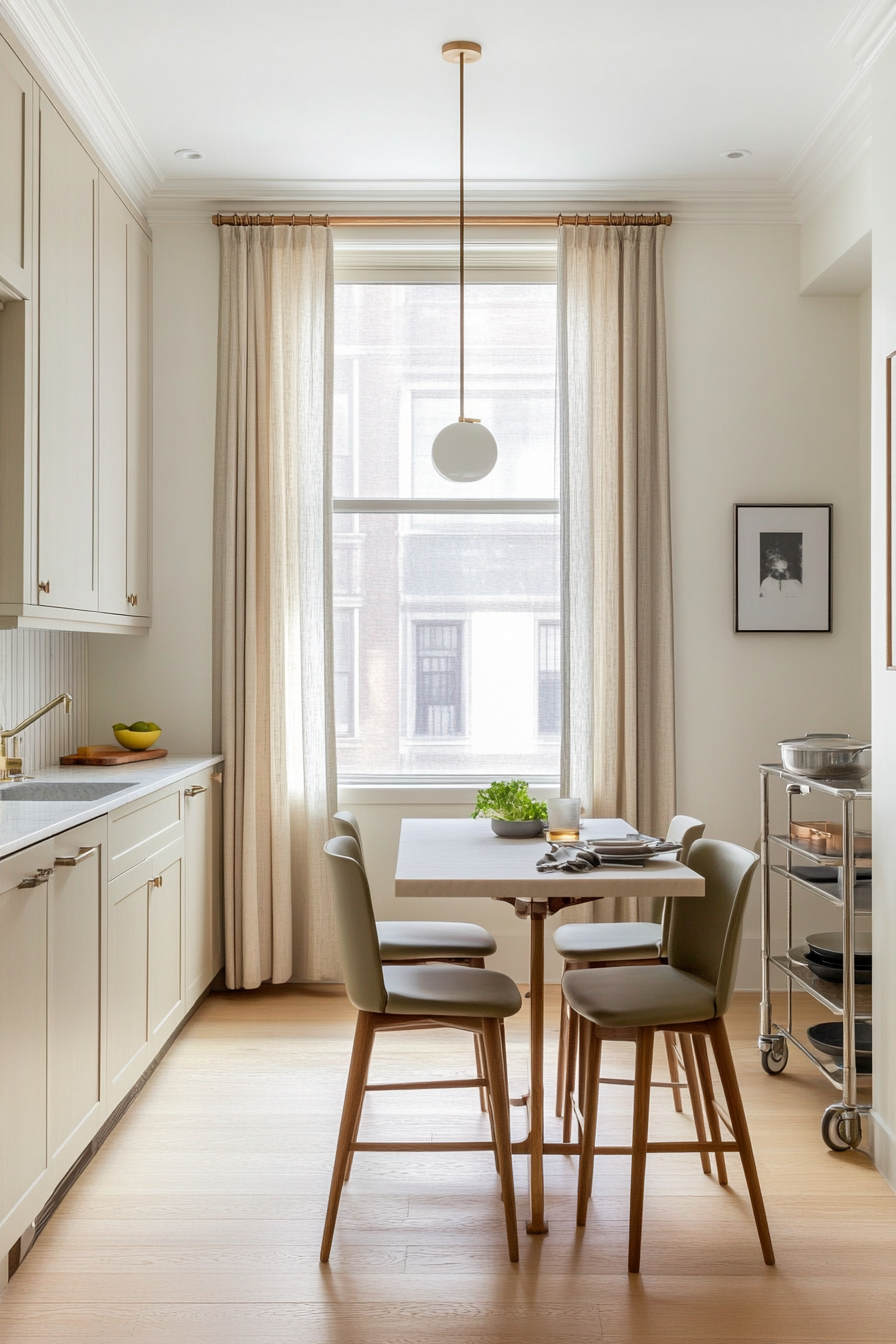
[
  {"x1": 332, "y1": 810, "x2": 364, "y2": 862},
  {"x1": 324, "y1": 835, "x2": 387, "y2": 1013},
  {"x1": 645, "y1": 815, "x2": 706, "y2": 925},
  {"x1": 665, "y1": 837, "x2": 758, "y2": 1018}
]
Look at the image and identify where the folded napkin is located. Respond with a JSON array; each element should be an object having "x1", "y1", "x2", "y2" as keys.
[{"x1": 536, "y1": 844, "x2": 604, "y2": 874}]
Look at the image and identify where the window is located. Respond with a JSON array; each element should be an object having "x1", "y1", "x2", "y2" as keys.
[
  {"x1": 537, "y1": 620, "x2": 561, "y2": 737},
  {"x1": 413, "y1": 621, "x2": 464, "y2": 736},
  {"x1": 333, "y1": 280, "x2": 559, "y2": 779}
]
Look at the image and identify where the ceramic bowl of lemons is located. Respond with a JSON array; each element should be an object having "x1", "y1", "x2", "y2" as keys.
[{"x1": 113, "y1": 721, "x2": 162, "y2": 751}]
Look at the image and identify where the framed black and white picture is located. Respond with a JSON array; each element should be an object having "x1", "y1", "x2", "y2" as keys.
[{"x1": 734, "y1": 504, "x2": 832, "y2": 633}]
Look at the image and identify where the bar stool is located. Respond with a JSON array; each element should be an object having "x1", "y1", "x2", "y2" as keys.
[
  {"x1": 333, "y1": 810, "x2": 498, "y2": 1110},
  {"x1": 553, "y1": 815, "x2": 706, "y2": 1148},
  {"x1": 321, "y1": 835, "x2": 522, "y2": 1262},
  {"x1": 566, "y1": 838, "x2": 774, "y2": 1272}
]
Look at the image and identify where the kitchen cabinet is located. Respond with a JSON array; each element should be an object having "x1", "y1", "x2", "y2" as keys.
[
  {"x1": 184, "y1": 768, "x2": 223, "y2": 1008},
  {"x1": 98, "y1": 177, "x2": 151, "y2": 619},
  {"x1": 0, "y1": 40, "x2": 151, "y2": 634},
  {"x1": 37, "y1": 93, "x2": 98, "y2": 614},
  {"x1": 0, "y1": 38, "x2": 33, "y2": 299},
  {"x1": 47, "y1": 818, "x2": 105, "y2": 1184},
  {"x1": 0, "y1": 840, "x2": 53, "y2": 1252}
]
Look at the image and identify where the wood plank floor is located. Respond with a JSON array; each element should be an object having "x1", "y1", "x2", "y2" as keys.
[{"x1": 1, "y1": 986, "x2": 893, "y2": 1342}]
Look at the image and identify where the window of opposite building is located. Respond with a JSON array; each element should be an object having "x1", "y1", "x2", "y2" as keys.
[{"x1": 332, "y1": 265, "x2": 559, "y2": 782}]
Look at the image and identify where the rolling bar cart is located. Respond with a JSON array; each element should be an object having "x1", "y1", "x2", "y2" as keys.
[{"x1": 759, "y1": 763, "x2": 871, "y2": 1151}]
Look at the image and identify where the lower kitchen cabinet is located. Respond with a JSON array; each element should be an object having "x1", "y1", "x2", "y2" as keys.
[
  {"x1": 0, "y1": 841, "x2": 54, "y2": 1253},
  {"x1": 47, "y1": 818, "x2": 105, "y2": 1184},
  {"x1": 184, "y1": 767, "x2": 222, "y2": 1007}
]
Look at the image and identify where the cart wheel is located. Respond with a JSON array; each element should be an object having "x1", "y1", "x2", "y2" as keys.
[
  {"x1": 821, "y1": 1107, "x2": 861, "y2": 1152},
  {"x1": 760, "y1": 1039, "x2": 788, "y2": 1075}
]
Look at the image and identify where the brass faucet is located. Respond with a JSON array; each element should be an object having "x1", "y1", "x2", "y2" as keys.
[{"x1": 0, "y1": 693, "x2": 73, "y2": 779}]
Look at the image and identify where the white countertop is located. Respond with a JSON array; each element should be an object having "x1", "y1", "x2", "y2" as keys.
[
  {"x1": 0, "y1": 755, "x2": 224, "y2": 859},
  {"x1": 395, "y1": 817, "x2": 704, "y2": 903}
]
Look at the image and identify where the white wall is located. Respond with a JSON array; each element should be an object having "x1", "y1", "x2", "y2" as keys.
[
  {"x1": 870, "y1": 40, "x2": 896, "y2": 1190},
  {"x1": 87, "y1": 217, "x2": 869, "y2": 989},
  {"x1": 800, "y1": 152, "x2": 872, "y2": 296},
  {"x1": 88, "y1": 222, "x2": 219, "y2": 752}
]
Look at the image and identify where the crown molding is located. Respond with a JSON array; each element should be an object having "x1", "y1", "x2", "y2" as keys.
[
  {"x1": 146, "y1": 177, "x2": 797, "y2": 227},
  {"x1": 832, "y1": 0, "x2": 896, "y2": 70},
  {"x1": 782, "y1": 70, "x2": 871, "y2": 220},
  {"x1": 0, "y1": 0, "x2": 161, "y2": 209}
]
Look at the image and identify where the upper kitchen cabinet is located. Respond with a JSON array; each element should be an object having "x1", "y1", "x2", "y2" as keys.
[
  {"x1": 0, "y1": 38, "x2": 34, "y2": 299},
  {"x1": 98, "y1": 177, "x2": 152, "y2": 619},
  {"x1": 0, "y1": 75, "x2": 151, "y2": 633},
  {"x1": 37, "y1": 94, "x2": 99, "y2": 613}
]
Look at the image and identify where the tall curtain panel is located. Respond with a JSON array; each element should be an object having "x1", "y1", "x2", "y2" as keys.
[
  {"x1": 214, "y1": 224, "x2": 339, "y2": 987},
  {"x1": 557, "y1": 223, "x2": 676, "y2": 921}
]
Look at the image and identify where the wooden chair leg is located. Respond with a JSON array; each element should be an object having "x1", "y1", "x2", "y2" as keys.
[
  {"x1": 556, "y1": 990, "x2": 570, "y2": 1117},
  {"x1": 708, "y1": 1018, "x2": 775, "y2": 1266},
  {"x1": 693, "y1": 1033, "x2": 728, "y2": 1185},
  {"x1": 677, "y1": 1031, "x2": 711, "y2": 1175},
  {"x1": 321, "y1": 1012, "x2": 377, "y2": 1262},
  {"x1": 562, "y1": 1006, "x2": 579, "y2": 1143},
  {"x1": 481, "y1": 1018, "x2": 519, "y2": 1262},
  {"x1": 663, "y1": 1030, "x2": 685, "y2": 1113},
  {"x1": 628, "y1": 1026, "x2": 655, "y2": 1274},
  {"x1": 473, "y1": 1033, "x2": 489, "y2": 1114},
  {"x1": 575, "y1": 1023, "x2": 601, "y2": 1225}
]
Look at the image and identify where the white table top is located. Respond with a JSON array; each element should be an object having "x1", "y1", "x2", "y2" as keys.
[{"x1": 395, "y1": 818, "x2": 704, "y2": 904}]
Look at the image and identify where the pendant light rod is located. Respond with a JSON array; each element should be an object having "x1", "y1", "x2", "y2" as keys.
[{"x1": 459, "y1": 49, "x2": 465, "y2": 421}]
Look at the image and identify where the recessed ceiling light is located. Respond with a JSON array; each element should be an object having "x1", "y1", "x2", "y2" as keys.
[
  {"x1": 720, "y1": 149, "x2": 751, "y2": 160},
  {"x1": 174, "y1": 148, "x2": 204, "y2": 161}
]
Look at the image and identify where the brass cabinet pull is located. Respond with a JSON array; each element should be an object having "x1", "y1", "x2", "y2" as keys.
[
  {"x1": 55, "y1": 846, "x2": 99, "y2": 867},
  {"x1": 151, "y1": 875, "x2": 163, "y2": 887},
  {"x1": 18, "y1": 870, "x2": 51, "y2": 888},
  {"x1": 185, "y1": 785, "x2": 208, "y2": 797},
  {"x1": 211, "y1": 772, "x2": 223, "y2": 784},
  {"x1": 127, "y1": 593, "x2": 138, "y2": 607},
  {"x1": 38, "y1": 580, "x2": 50, "y2": 594}
]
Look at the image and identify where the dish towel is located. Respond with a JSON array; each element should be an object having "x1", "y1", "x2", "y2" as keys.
[{"x1": 536, "y1": 845, "x2": 605, "y2": 873}]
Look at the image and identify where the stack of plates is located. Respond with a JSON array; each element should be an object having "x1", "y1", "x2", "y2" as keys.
[
  {"x1": 582, "y1": 835, "x2": 682, "y2": 867},
  {"x1": 803, "y1": 930, "x2": 872, "y2": 984},
  {"x1": 807, "y1": 1021, "x2": 872, "y2": 1073}
]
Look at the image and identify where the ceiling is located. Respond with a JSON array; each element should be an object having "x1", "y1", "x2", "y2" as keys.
[{"x1": 58, "y1": 0, "x2": 859, "y2": 195}]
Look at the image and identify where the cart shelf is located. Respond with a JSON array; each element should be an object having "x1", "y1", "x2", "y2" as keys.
[{"x1": 770, "y1": 951, "x2": 872, "y2": 1020}]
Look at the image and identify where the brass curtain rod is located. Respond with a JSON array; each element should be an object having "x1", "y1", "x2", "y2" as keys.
[{"x1": 211, "y1": 211, "x2": 672, "y2": 228}]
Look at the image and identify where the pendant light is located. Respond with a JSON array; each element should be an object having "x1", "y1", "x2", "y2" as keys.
[{"x1": 431, "y1": 39, "x2": 498, "y2": 484}]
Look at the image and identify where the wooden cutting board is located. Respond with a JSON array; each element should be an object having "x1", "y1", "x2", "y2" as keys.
[{"x1": 60, "y1": 745, "x2": 168, "y2": 766}]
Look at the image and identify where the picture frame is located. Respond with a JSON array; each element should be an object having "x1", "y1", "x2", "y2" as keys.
[{"x1": 734, "y1": 503, "x2": 832, "y2": 633}]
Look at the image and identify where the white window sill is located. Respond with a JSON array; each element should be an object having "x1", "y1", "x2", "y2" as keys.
[{"x1": 337, "y1": 778, "x2": 561, "y2": 807}]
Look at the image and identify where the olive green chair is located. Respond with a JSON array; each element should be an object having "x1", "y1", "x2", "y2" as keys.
[
  {"x1": 333, "y1": 811, "x2": 498, "y2": 962},
  {"x1": 554, "y1": 816, "x2": 706, "y2": 1144},
  {"x1": 321, "y1": 835, "x2": 522, "y2": 1263},
  {"x1": 565, "y1": 838, "x2": 774, "y2": 1272}
]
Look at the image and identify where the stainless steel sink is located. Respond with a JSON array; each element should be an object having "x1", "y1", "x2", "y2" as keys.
[{"x1": 0, "y1": 782, "x2": 136, "y2": 802}]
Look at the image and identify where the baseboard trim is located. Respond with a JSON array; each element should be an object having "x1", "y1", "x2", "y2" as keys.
[{"x1": 870, "y1": 1109, "x2": 896, "y2": 1191}]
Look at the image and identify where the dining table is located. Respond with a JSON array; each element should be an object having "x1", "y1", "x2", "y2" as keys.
[{"x1": 394, "y1": 816, "x2": 705, "y2": 1235}]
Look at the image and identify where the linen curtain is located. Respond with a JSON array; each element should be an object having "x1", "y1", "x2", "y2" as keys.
[
  {"x1": 214, "y1": 224, "x2": 339, "y2": 988},
  {"x1": 557, "y1": 223, "x2": 675, "y2": 922}
]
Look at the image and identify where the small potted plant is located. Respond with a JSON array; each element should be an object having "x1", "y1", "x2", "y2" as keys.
[{"x1": 472, "y1": 780, "x2": 548, "y2": 838}]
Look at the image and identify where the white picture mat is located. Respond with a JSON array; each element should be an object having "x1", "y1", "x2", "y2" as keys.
[{"x1": 736, "y1": 505, "x2": 830, "y2": 631}]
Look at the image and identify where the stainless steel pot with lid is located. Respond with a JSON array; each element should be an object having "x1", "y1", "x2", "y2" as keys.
[{"x1": 777, "y1": 733, "x2": 871, "y2": 780}]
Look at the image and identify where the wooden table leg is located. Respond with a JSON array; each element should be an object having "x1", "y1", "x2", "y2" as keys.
[{"x1": 526, "y1": 907, "x2": 548, "y2": 1235}]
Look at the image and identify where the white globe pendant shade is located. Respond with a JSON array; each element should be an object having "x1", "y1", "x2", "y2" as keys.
[{"x1": 432, "y1": 420, "x2": 498, "y2": 482}]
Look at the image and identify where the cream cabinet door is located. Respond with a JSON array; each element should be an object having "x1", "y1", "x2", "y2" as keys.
[
  {"x1": 0, "y1": 38, "x2": 33, "y2": 297},
  {"x1": 184, "y1": 770, "x2": 223, "y2": 1007},
  {"x1": 47, "y1": 818, "x2": 105, "y2": 1182},
  {"x1": 149, "y1": 837, "x2": 184, "y2": 1052},
  {"x1": 98, "y1": 178, "x2": 151, "y2": 618},
  {"x1": 107, "y1": 857, "x2": 151, "y2": 1102},
  {"x1": 37, "y1": 94, "x2": 98, "y2": 611},
  {"x1": 0, "y1": 841, "x2": 53, "y2": 1249}
]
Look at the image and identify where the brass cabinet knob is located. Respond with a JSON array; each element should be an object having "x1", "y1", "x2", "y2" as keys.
[
  {"x1": 38, "y1": 580, "x2": 50, "y2": 594},
  {"x1": 127, "y1": 593, "x2": 138, "y2": 607}
]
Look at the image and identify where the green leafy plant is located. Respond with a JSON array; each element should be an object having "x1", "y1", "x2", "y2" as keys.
[{"x1": 472, "y1": 780, "x2": 548, "y2": 822}]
